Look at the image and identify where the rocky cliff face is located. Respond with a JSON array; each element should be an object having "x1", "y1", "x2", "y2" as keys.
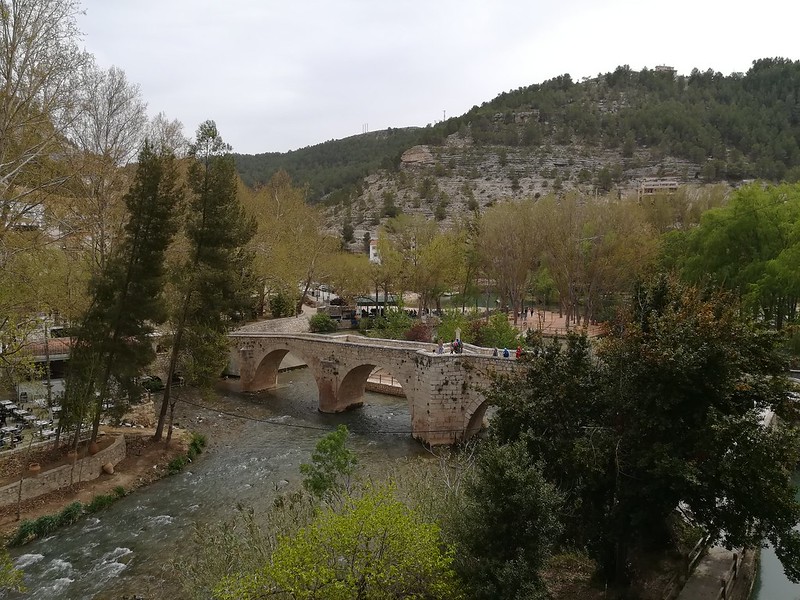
[{"x1": 330, "y1": 131, "x2": 702, "y2": 248}]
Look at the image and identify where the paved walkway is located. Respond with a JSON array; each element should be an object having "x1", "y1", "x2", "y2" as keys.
[
  {"x1": 677, "y1": 546, "x2": 754, "y2": 600},
  {"x1": 234, "y1": 305, "x2": 314, "y2": 335},
  {"x1": 509, "y1": 309, "x2": 603, "y2": 337}
]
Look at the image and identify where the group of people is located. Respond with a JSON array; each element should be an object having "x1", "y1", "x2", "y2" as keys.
[
  {"x1": 435, "y1": 339, "x2": 464, "y2": 354},
  {"x1": 434, "y1": 340, "x2": 524, "y2": 359},
  {"x1": 492, "y1": 345, "x2": 524, "y2": 359}
]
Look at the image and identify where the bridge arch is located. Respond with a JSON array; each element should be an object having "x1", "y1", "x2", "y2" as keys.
[
  {"x1": 245, "y1": 341, "x2": 324, "y2": 396},
  {"x1": 337, "y1": 362, "x2": 413, "y2": 413}
]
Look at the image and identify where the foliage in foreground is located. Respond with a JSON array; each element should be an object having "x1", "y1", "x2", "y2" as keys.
[
  {"x1": 489, "y1": 275, "x2": 800, "y2": 583},
  {"x1": 0, "y1": 549, "x2": 24, "y2": 593},
  {"x1": 299, "y1": 425, "x2": 357, "y2": 501},
  {"x1": 452, "y1": 439, "x2": 563, "y2": 599},
  {"x1": 213, "y1": 484, "x2": 463, "y2": 600}
]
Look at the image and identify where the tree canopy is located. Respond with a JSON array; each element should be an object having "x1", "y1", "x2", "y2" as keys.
[{"x1": 487, "y1": 276, "x2": 800, "y2": 583}]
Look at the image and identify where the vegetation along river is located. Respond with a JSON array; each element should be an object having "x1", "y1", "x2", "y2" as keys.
[{"x1": 6, "y1": 368, "x2": 426, "y2": 599}]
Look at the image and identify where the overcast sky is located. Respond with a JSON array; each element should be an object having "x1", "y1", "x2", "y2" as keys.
[{"x1": 79, "y1": 0, "x2": 799, "y2": 155}]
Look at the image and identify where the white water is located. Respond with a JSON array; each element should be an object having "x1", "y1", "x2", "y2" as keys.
[{"x1": 6, "y1": 369, "x2": 423, "y2": 599}]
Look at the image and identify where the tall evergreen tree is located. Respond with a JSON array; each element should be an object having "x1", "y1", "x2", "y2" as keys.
[
  {"x1": 154, "y1": 121, "x2": 256, "y2": 443},
  {"x1": 62, "y1": 141, "x2": 183, "y2": 446}
]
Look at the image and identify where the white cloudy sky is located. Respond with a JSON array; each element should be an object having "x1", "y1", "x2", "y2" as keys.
[{"x1": 80, "y1": 0, "x2": 799, "y2": 155}]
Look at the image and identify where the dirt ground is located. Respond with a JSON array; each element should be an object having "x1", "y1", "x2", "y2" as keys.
[{"x1": 0, "y1": 402, "x2": 188, "y2": 539}]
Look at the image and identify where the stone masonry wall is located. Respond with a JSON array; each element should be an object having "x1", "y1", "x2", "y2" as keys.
[
  {"x1": 232, "y1": 332, "x2": 526, "y2": 445},
  {"x1": 0, "y1": 435, "x2": 127, "y2": 508}
]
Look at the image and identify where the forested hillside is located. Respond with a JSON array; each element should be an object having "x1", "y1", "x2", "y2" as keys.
[
  {"x1": 233, "y1": 127, "x2": 421, "y2": 202},
  {"x1": 443, "y1": 57, "x2": 800, "y2": 182},
  {"x1": 234, "y1": 58, "x2": 800, "y2": 209}
]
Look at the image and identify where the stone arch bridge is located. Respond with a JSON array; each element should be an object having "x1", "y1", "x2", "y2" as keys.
[{"x1": 228, "y1": 333, "x2": 521, "y2": 445}]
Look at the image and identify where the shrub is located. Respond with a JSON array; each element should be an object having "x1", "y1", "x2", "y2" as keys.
[
  {"x1": 8, "y1": 520, "x2": 36, "y2": 547},
  {"x1": 32, "y1": 515, "x2": 59, "y2": 538},
  {"x1": 57, "y1": 501, "x2": 84, "y2": 527},
  {"x1": 404, "y1": 321, "x2": 432, "y2": 342},
  {"x1": 86, "y1": 493, "x2": 116, "y2": 514},
  {"x1": 191, "y1": 432, "x2": 207, "y2": 451},
  {"x1": 168, "y1": 455, "x2": 189, "y2": 475},
  {"x1": 369, "y1": 309, "x2": 413, "y2": 340},
  {"x1": 476, "y1": 313, "x2": 520, "y2": 349},
  {"x1": 309, "y1": 313, "x2": 338, "y2": 333},
  {"x1": 436, "y1": 309, "x2": 475, "y2": 345},
  {"x1": 358, "y1": 316, "x2": 374, "y2": 334},
  {"x1": 188, "y1": 432, "x2": 207, "y2": 460},
  {"x1": 113, "y1": 486, "x2": 127, "y2": 499}
]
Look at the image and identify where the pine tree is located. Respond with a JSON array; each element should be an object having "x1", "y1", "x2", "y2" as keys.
[
  {"x1": 61, "y1": 141, "x2": 183, "y2": 446},
  {"x1": 154, "y1": 121, "x2": 256, "y2": 443}
]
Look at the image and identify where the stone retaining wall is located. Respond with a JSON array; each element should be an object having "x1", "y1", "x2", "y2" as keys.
[
  {"x1": 365, "y1": 381, "x2": 406, "y2": 397},
  {"x1": 0, "y1": 435, "x2": 126, "y2": 508}
]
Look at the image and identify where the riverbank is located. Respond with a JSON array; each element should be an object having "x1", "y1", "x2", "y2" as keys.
[{"x1": 0, "y1": 428, "x2": 189, "y2": 540}]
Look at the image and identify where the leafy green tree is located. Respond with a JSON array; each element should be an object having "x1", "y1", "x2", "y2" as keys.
[
  {"x1": 309, "y1": 313, "x2": 338, "y2": 333},
  {"x1": 0, "y1": 549, "x2": 23, "y2": 593},
  {"x1": 436, "y1": 309, "x2": 474, "y2": 345},
  {"x1": 63, "y1": 140, "x2": 182, "y2": 445},
  {"x1": 214, "y1": 484, "x2": 463, "y2": 600},
  {"x1": 475, "y1": 312, "x2": 520, "y2": 349},
  {"x1": 676, "y1": 183, "x2": 800, "y2": 328},
  {"x1": 489, "y1": 276, "x2": 800, "y2": 583},
  {"x1": 454, "y1": 440, "x2": 562, "y2": 599},
  {"x1": 154, "y1": 121, "x2": 256, "y2": 443},
  {"x1": 0, "y1": 0, "x2": 89, "y2": 393},
  {"x1": 478, "y1": 200, "x2": 540, "y2": 324},
  {"x1": 300, "y1": 425, "x2": 358, "y2": 501},
  {"x1": 321, "y1": 251, "x2": 371, "y2": 306},
  {"x1": 268, "y1": 291, "x2": 293, "y2": 318},
  {"x1": 242, "y1": 170, "x2": 337, "y2": 315}
]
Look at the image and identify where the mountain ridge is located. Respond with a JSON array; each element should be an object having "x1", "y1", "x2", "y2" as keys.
[{"x1": 233, "y1": 58, "x2": 800, "y2": 239}]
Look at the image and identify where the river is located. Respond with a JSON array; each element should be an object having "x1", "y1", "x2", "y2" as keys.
[
  {"x1": 5, "y1": 368, "x2": 426, "y2": 599},
  {"x1": 753, "y1": 473, "x2": 800, "y2": 600}
]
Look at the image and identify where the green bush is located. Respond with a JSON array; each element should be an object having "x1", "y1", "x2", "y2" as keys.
[
  {"x1": 369, "y1": 309, "x2": 413, "y2": 340},
  {"x1": 57, "y1": 501, "x2": 84, "y2": 527},
  {"x1": 309, "y1": 313, "x2": 338, "y2": 333},
  {"x1": 358, "y1": 316, "x2": 374, "y2": 334},
  {"x1": 476, "y1": 313, "x2": 520, "y2": 349},
  {"x1": 188, "y1": 432, "x2": 207, "y2": 460},
  {"x1": 436, "y1": 309, "x2": 475, "y2": 345},
  {"x1": 32, "y1": 515, "x2": 59, "y2": 538},
  {"x1": 168, "y1": 455, "x2": 189, "y2": 475},
  {"x1": 86, "y1": 493, "x2": 116, "y2": 514},
  {"x1": 8, "y1": 520, "x2": 36, "y2": 547},
  {"x1": 112, "y1": 486, "x2": 126, "y2": 499}
]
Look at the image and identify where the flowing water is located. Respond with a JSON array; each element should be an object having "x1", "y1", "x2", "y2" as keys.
[
  {"x1": 5, "y1": 368, "x2": 425, "y2": 599},
  {"x1": 752, "y1": 473, "x2": 800, "y2": 600}
]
